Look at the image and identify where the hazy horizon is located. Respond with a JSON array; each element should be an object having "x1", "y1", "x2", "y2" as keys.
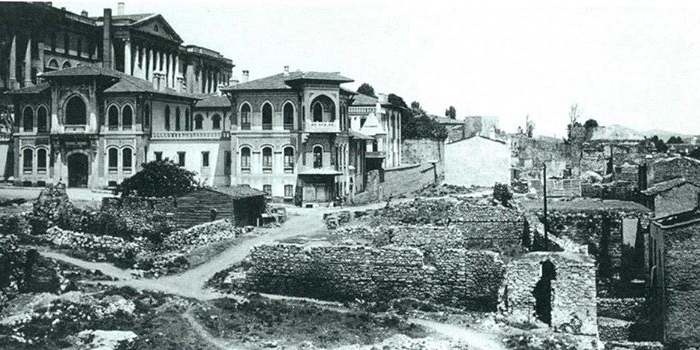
[{"x1": 53, "y1": 0, "x2": 700, "y2": 138}]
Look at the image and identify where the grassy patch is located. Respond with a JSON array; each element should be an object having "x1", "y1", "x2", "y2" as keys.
[{"x1": 194, "y1": 295, "x2": 429, "y2": 348}]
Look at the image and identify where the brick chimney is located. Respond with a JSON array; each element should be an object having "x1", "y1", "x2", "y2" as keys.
[
  {"x1": 283, "y1": 65, "x2": 289, "y2": 76},
  {"x1": 176, "y1": 75, "x2": 185, "y2": 93},
  {"x1": 242, "y1": 70, "x2": 249, "y2": 83},
  {"x1": 102, "y1": 8, "x2": 112, "y2": 69},
  {"x1": 117, "y1": 2, "x2": 125, "y2": 16}
]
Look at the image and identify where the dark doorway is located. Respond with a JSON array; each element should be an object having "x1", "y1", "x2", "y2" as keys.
[
  {"x1": 65, "y1": 96, "x2": 87, "y2": 125},
  {"x1": 533, "y1": 260, "x2": 556, "y2": 325},
  {"x1": 67, "y1": 153, "x2": 88, "y2": 188}
]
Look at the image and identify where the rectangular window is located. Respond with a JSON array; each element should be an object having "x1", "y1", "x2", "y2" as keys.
[
  {"x1": 262, "y1": 152, "x2": 272, "y2": 173},
  {"x1": 155, "y1": 152, "x2": 162, "y2": 161},
  {"x1": 224, "y1": 151, "x2": 231, "y2": 175},
  {"x1": 241, "y1": 112, "x2": 250, "y2": 130},
  {"x1": 202, "y1": 151, "x2": 210, "y2": 167},
  {"x1": 263, "y1": 184, "x2": 272, "y2": 195},
  {"x1": 177, "y1": 152, "x2": 185, "y2": 167},
  {"x1": 284, "y1": 185, "x2": 293, "y2": 198}
]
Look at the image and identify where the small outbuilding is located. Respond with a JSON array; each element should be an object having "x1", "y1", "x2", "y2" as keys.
[
  {"x1": 444, "y1": 135, "x2": 510, "y2": 187},
  {"x1": 642, "y1": 178, "x2": 700, "y2": 218},
  {"x1": 175, "y1": 186, "x2": 267, "y2": 229}
]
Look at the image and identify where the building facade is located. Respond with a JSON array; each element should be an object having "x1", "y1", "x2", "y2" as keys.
[
  {"x1": 348, "y1": 93, "x2": 402, "y2": 170},
  {"x1": 444, "y1": 135, "x2": 510, "y2": 187},
  {"x1": 222, "y1": 68, "x2": 371, "y2": 204}
]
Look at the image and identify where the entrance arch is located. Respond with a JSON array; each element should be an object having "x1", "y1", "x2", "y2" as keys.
[{"x1": 67, "y1": 153, "x2": 89, "y2": 188}]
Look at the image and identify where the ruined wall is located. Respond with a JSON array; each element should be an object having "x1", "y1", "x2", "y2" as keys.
[
  {"x1": 663, "y1": 222, "x2": 700, "y2": 348},
  {"x1": 499, "y1": 252, "x2": 598, "y2": 335},
  {"x1": 101, "y1": 196, "x2": 176, "y2": 213},
  {"x1": 401, "y1": 138, "x2": 444, "y2": 167},
  {"x1": 653, "y1": 156, "x2": 700, "y2": 186},
  {"x1": 653, "y1": 183, "x2": 700, "y2": 218},
  {"x1": 510, "y1": 135, "x2": 571, "y2": 178},
  {"x1": 246, "y1": 243, "x2": 506, "y2": 310},
  {"x1": 546, "y1": 178, "x2": 582, "y2": 197}
]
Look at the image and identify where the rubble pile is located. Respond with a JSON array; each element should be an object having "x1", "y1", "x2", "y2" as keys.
[
  {"x1": 247, "y1": 243, "x2": 506, "y2": 310},
  {"x1": 414, "y1": 183, "x2": 486, "y2": 197},
  {"x1": 43, "y1": 226, "x2": 142, "y2": 265},
  {"x1": 74, "y1": 329, "x2": 138, "y2": 350},
  {"x1": 162, "y1": 219, "x2": 244, "y2": 253},
  {"x1": 323, "y1": 211, "x2": 351, "y2": 229}
]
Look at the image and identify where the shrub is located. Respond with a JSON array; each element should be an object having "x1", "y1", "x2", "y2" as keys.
[
  {"x1": 493, "y1": 183, "x2": 513, "y2": 207},
  {"x1": 504, "y1": 333, "x2": 579, "y2": 350},
  {"x1": 0, "y1": 214, "x2": 30, "y2": 236},
  {"x1": 28, "y1": 183, "x2": 74, "y2": 234},
  {"x1": 114, "y1": 160, "x2": 197, "y2": 198}
]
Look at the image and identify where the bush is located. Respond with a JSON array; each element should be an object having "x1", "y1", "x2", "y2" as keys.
[
  {"x1": 493, "y1": 183, "x2": 513, "y2": 207},
  {"x1": 98, "y1": 206, "x2": 174, "y2": 241},
  {"x1": 0, "y1": 214, "x2": 30, "y2": 236},
  {"x1": 114, "y1": 160, "x2": 197, "y2": 198},
  {"x1": 28, "y1": 183, "x2": 75, "y2": 234},
  {"x1": 504, "y1": 333, "x2": 579, "y2": 350}
]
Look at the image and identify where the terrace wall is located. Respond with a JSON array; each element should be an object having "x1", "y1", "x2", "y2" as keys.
[{"x1": 246, "y1": 243, "x2": 506, "y2": 310}]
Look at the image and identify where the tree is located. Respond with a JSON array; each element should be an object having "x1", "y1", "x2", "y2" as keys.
[
  {"x1": 649, "y1": 135, "x2": 668, "y2": 153},
  {"x1": 114, "y1": 159, "x2": 198, "y2": 198},
  {"x1": 566, "y1": 103, "x2": 584, "y2": 143},
  {"x1": 525, "y1": 115, "x2": 535, "y2": 138},
  {"x1": 445, "y1": 106, "x2": 457, "y2": 119},
  {"x1": 667, "y1": 136, "x2": 684, "y2": 144},
  {"x1": 387, "y1": 93, "x2": 408, "y2": 108},
  {"x1": 357, "y1": 83, "x2": 376, "y2": 97},
  {"x1": 410, "y1": 101, "x2": 421, "y2": 110},
  {"x1": 689, "y1": 147, "x2": 700, "y2": 160},
  {"x1": 583, "y1": 119, "x2": 599, "y2": 129}
]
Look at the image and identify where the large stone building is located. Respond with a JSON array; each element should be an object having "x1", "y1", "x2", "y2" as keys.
[
  {"x1": 221, "y1": 68, "x2": 372, "y2": 204},
  {"x1": 348, "y1": 93, "x2": 402, "y2": 170}
]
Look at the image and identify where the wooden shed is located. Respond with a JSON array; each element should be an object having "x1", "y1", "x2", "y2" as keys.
[{"x1": 175, "y1": 186, "x2": 267, "y2": 229}]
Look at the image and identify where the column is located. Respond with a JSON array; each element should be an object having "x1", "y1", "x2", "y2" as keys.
[
  {"x1": 197, "y1": 67, "x2": 203, "y2": 93},
  {"x1": 148, "y1": 49, "x2": 153, "y2": 80},
  {"x1": 24, "y1": 37, "x2": 32, "y2": 86},
  {"x1": 37, "y1": 41, "x2": 44, "y2": 74},
  {"x1": 140, "y1": 46, "x2": 147, "y2": 80},
  {"x1": 174, "y1": 54, "x2": 180, "y2": 88},
  {"x1": 202, "y1": 68, "x2": 207, "y2": 93},
  {"x1": 124, "y1": 39, "x2": 132, "y2": 75},
  {"x1": 9, "y1": 35, "x2": 17, "y2": 89},
  {"x1": 154, "y1": 50, "x2": 160, "y2": 73},
  {"x1": 110, "y1": 43, "x2": 115, "y2": 69}
]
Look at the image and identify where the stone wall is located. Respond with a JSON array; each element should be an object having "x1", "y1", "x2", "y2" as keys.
[
  {"x1": 246, "y1": 243, "x2": 506, "y2": 310},
  {"x1": 401, "y1": 138, "x2": 444, "y2": 168},
  {"x1": 101, "y1": 196, "x2": 176, "y2": 213},
  {"x1": 499, "y1": 252, "x2": 598, "y2": 335},
  {"x1": 546, "y1": 178, "x2": 582, "y2": 197},
  {"x1": 355, "y1": 163, "x2": 440, "y2": 203},
  {"x1": 653, "y1": 156, "x2": 700, "y2": 186},
  {"x1": 653, "y1": 183, "x2": 700, "y2": 218},
  {"x1": 510, "y1": 135, "x2": 571, "y2": 178},
  {"x1": 597, "y1": 298, "x2": 646, "y2": 321}
]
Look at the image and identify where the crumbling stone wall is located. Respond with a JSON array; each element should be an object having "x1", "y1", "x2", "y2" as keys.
[
  {"x1": 652, "y1": 156, "x2": 700, "y2": 186},
  {"x1": 499, "y1": 252, "x2": 598, "y2": 335},
  {"x1": 246, "y1": 243, "x2": 506, "y2": 310},
  {"x1": 401, "y1": 138, "x2": 444, "y2": 168},
  {"x1": 653, "y1": 183, "x2": 700, "y2": 218}
]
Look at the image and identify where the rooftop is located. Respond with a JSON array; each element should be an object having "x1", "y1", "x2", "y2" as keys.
[
  {"x1": 209, "y1": 186, "x2": 266, "y2": 199},
  {"x1": 223, "y1": 71, "x2": 353, "y2": 91},
  {"x1": 195, "y1": 95, "x2": 231, "y2": 108},
  {"x1": 652, "y1": 208, "x2": 700, "y2": 229}
]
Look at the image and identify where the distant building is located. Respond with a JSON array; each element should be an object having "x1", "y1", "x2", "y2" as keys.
[
  {"x1": 649, "y1": 209, "x2": 700, "y2": 348},
  {"x1": 464, "y1": 115, "x2": 499, "y2": 138},
  {"x1": 642, "y1": 178, "x2": 700, "y2": 218},
  {"x1": 444, "y1": 135, "x2": 510, "y2": 187},
  {"x1": 175, "y1": 186, "x2": 266, "y2": 229}
]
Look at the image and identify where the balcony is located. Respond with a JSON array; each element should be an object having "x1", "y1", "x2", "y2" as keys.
[
  {"x1": 151, "y1": 131, "x2": 229, "y2": 140},
  {"x1": 64, "y1": 124, "x2": 87, "y2": 132},
  {"x1": 262, "y1": 123, "x2": 273, "y2": 130},
  {"x1": 306, "y1": 120, "x2": 340, "y2": 133}
]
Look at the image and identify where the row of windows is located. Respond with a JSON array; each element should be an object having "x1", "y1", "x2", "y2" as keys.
[
  {"x1": 239, "y1": 146, "x2": 296, "y2": 173},
  {"x1": 154, "y1": 151, "x2": 232, "y2": 174},
  {"x1": 107, "y1": 148, "x2": 134, "y2": 173},
  {"x1": 163, "y1": 106, "x2": 222, "y2": 131},
  {"x1": 22, "y1": 106, "x2": 49, "y2": 132},
  {"x1": 239, "y1": 102, "x2": 295, "y2": 130},
  {"x1": 250, "y1": 184, "x2": 294, "y2": 198},
  {"x1": 21, "y1": 148, "x2": 49, "y2": 173},
  {"x1": 107, "y1": 105, "x2": 134, "y2": 130}
]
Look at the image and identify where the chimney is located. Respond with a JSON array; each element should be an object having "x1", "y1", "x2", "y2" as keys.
[
  {"x1": 47, "y1": 2, "x2": 52, "y2": 6},
  {"x1": 378, "y1": 93, "x2": 387, "y2": 103},
  {"x1": 283, "y1": 65, "x2": 289, "y2": 76},
  {"x1": 60, "y1": 6, "x2": 65, "y2": 11},
  {"x1": 81, "y1": 10, "x2": 88, "y2": 17},
  {"x1": 102, "y1": 8, "x2": 112, "y2": 69},
  {"x1": 242, "y1": 70, "x2": 249, "y2": 83},
  {"x1": 117, "y1": 2, "x2": 125, "y2": 16},
  {"x1": 228, "y1": 74, "x2": 239, "y2": 86},
  {"x1": 152, "y1": 71, "x2": 165, "y2": 91}
]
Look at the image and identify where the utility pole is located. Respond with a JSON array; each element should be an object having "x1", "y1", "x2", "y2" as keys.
[{"x1": 543, "y1": 162, "x2": 548, "y2": 251}]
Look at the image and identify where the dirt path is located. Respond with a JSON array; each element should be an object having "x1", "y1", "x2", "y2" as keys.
[
  {"x1": 38, "y1": 208, "x2": 327, "y2": 299},
  {"x1": 408, "y1": 318, "x2": 506, "y2": 350},
  {"x1": 182, "y1": 307, "x2": 237, "y2": 350}
]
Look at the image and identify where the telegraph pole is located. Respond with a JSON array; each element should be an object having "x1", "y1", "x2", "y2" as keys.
[{"x1": 543, "y1": 162, "x2": 548, "y2": 251}]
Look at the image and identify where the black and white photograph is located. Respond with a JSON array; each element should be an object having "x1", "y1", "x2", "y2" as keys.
[{"x1": 0, "y1": 0, "x2": 699, "y2": 349}]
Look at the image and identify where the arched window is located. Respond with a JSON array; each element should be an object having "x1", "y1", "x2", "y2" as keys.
[
  {"x1": 185, "y1": 109, "x2": 191, "y2": 130},
  {"x1": 175, "y1": 107, "x2": 181, "y2": 131},
  {"x1": 311, "y1": 95, "x2": 335, "y2": 122},
  {"x1": 22, "y1": 107, "x2": 33, "y2": 132},
  {"x1": 62, "y1": 61, "x2": 71, "y2": 70},
  {"x1": 212, "y1": 114, "x2": 221, "y2": 130},
  {"x1": 240, "y1": 147, "x2": 251, "y2": 172},
  {"x1": 108, "y1": 105, "x2": 119, "y2": 130},
  {"x1": 122, "y1": 105, "x2": 133, "y2": 129},
  {"x1": 262, "y1": 147, "x2": 272, "y2": 173},
  {"x1": 108, "y1": 148, "x2": 118, "y2": 172},
  {"x1": 240, "y1": 103, "x2": 251, "y2": 130},
  {"x1": 283, "y1": 103, "x2": 294, "y2": 130},
  {"x1": 262, "y1": 103, "x2": 273, "y2": 130},
  {"x1": 37, "y1": 106, "x2": 48, "y2": 133},
  {"x1": 194, "y1": 114, "x2": 203, "y2": 130},
  {"x1": 65, "y1": 96, "x2": 86, "y2": 125},
  {"x1": 164, "y1": 106, "x2": 170, "y2": 130},
  {"x1": 22, "y1": 148, "x2": 33, "y2": 172},
  {"x1": 144, "y1": 105, "x2": 150, "y2": 128},
  {"x1": 313, "y1": 145, "x2": 323, "y2": 168},
  {"x1": 37, "y1": 149, "x2": 47, "y2": 172},
  {"x1": 48, "y1": 59, "x2": 59, "y2": 70},
  {"x1": 122, "y1": 148, "x2": 133, "y2": 172},
  {"x1": 284, "y1": 146, "x2": 294, "y2": 173}
]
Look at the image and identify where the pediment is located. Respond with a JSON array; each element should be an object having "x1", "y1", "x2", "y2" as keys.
[{"x1": 132, "y1": 15, "x2": 183, "y2": 43}]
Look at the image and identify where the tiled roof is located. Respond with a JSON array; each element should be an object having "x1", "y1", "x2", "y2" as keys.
[
  {"x1": 224, "y1": 71, "x2": 353, "y2": 91},
  {"x1": 209, "y1": 186, "x2": 266, "y2": 199},
  {"x1": 352, "y1": 93, "x2": 379, "y2": 106},
  {"x1": 195, "y1": 95, "x2": 231, "y2": 108},
  {"x1": 643, "y1": 178, "x2": 698, "y2": 196},
  {"x1": 41, "y1": 65, "x2": 196, "y2": 99},
  {"x1": 5, "y1": 83, "x2": 50, "y2": 95},
  {"x1": 346, "y1": 130, "x2": 374, "y2": 140},
  {"x1": 432, "y1": 116, "x2": 464, "y2": 125}
]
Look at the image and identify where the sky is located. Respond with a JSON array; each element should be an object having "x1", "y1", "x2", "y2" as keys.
[{"x1": 53, "y1": 0, "x2": 700, "y2": 137}]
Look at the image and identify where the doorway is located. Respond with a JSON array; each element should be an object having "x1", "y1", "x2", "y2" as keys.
[
  {"x1": 67, "y1": 153, "x2": 88, "y2": 188},
  {"x1": 533, "y1": 260, "x2": 556, "y2": 325}
]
